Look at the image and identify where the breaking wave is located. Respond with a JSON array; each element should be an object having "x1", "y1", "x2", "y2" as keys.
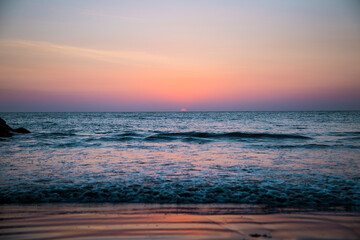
[
  {"x1": 0, "y1": 181, "x2": 358, "y2": 210},
  {"x1": 145, "y1": 131, "x2": 310, "y2": 141}
]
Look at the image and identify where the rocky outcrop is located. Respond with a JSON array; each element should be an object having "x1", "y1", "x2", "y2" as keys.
[
  {"x1": 12, "y1": 127, "x2": 31, "y2": 133},
  {"x1": 0, "y1": 117, "x2": 30, "y2": 137}
]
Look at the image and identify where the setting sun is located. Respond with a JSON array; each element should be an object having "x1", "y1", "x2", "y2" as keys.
[
  {"x1": 0, "y1": 1, "x2": 359, "y2": 239},
  {"x1": 0, "y1": 1, "x2": 359, "y2": 112}
]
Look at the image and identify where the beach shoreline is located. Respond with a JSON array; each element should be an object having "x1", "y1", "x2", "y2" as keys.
[{"x1": 1, "y1": 204, "x2": 359, "y2": 240}]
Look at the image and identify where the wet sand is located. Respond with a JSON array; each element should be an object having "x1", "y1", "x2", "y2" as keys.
[{"x1": 1, "y1": 204, "x2": 359, "y2": 240}]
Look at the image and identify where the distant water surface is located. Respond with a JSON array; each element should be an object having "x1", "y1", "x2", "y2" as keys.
[{"x1": 0, "y1": 112, "x2": 359, "y2": 210}]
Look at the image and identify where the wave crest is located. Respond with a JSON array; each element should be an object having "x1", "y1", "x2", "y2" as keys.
[{"x1": 146, "y1": 131, "x2": 310, "y2": 141}]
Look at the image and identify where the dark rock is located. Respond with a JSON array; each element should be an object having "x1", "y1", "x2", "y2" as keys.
[
  {"x1": 0, "y1": 117, "x2": 30, "y2": 137},
  {"x1": 0, "y1": 117, "x2": 12, "y2": 132},
  {"x1": 0, "y1": 117, "x2": 7, "y2": 126},
  {"x1": 249, "y1": 233, "x2": 272, "y2": 238},
  {"x1": 0, "y1": 117, "x2": 13, "y2": 137},
  {"x1": 249, "y1": 233, "x2": 261, "y2": 238},
  {"x1": 0, "y1": 125, "x2": 13, "y2": 137},
  {"x1": 13, "y1": 127, "x2": 31, "y2": 133}
]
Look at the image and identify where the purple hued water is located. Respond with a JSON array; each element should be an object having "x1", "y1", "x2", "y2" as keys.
[{"x1": 0, "y1": 112, "x2": 359, "y2": 210}]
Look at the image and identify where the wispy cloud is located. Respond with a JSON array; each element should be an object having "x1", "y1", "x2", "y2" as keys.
[
  {"x1": 81, "y1": 9, "x2": 139, "y2": 22},
  {"x1": 0, "y1": 39, "x2": 170, "y2": 64}
]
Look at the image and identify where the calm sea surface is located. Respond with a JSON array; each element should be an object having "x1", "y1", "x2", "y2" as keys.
[{"x1": 0, "y1": 112, "x2": 359, "y2": 210}]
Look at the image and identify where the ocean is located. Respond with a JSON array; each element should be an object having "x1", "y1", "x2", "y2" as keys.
[{"x1": 0, "y1": 111, "x2": 359, "y2": 211}]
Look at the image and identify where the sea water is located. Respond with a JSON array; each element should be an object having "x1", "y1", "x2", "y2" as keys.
[{"x1": 0, "y1": 112, "x2": 359, "y2": 210}]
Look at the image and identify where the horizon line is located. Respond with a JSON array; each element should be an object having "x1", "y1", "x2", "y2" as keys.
[{"x1": 1, "y1": 110, "x2": 360, "y2": 113}]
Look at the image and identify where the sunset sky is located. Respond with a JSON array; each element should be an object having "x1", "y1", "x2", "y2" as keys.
[{"x1": 0, "y1": 0, "x2": 359, "y2": 111}]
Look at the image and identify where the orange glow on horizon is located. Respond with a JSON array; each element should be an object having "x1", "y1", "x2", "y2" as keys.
[
  {"x1": 0, "y1": 0, "x2": 359, "y2": 111},
  {"x1": 181, "y1": 108, "x2": 187, "y2": 112}
]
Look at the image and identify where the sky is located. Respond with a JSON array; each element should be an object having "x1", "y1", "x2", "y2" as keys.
[{"x1": 0, "y1": 0, "x2": 359, "y2": 111}]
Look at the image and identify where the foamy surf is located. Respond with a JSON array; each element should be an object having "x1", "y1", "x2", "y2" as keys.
[{"x1": 0, "y1": 112, "x2": 359, "y2": 210}]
